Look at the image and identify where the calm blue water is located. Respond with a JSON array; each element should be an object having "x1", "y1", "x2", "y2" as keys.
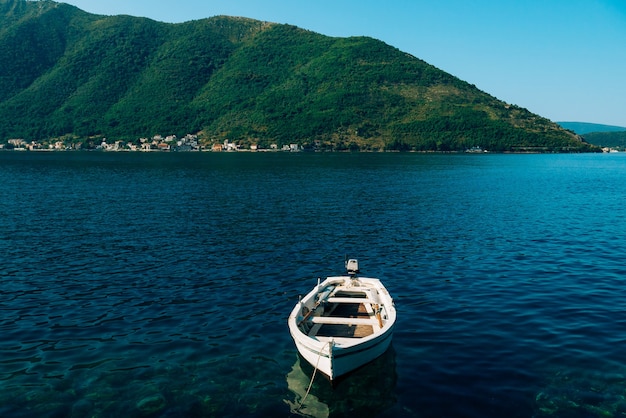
[{"x1": 1, "y1": 151, "x2": 626, "y2": 417}]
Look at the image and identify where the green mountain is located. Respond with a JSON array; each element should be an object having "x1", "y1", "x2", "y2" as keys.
[
  {"x1": 0, "y1": 0, "x2": 597, "y2": 152},
  {"x1": 557, "y1": 122, "x2": 626, "y2": 135},
  {"x1": 582, "y1": 131, "x2": 626, "y2": 148}
]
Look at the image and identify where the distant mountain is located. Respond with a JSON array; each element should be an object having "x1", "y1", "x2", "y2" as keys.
[
  {"x1": 558, "y1": 122, "x2": 626, "y2": 135},
  {"x1": 0, "y1": 0, "x2": 598, "y2": 152}
]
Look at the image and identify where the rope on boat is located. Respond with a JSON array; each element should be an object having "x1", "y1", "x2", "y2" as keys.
[{"x1": 297, "y1": 341, "x2": 330, "y2": 412}]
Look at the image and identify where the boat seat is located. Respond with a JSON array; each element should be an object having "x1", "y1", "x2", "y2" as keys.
[
  {"x1": 317, "y1": 336, "x2": 371, "y2": 344},
  {"x1": 309, "y1": 316, "x2": 377, "y2": 326},
  {"x1": 326, "y1": 297, "x2": 373, "y2": 304}
]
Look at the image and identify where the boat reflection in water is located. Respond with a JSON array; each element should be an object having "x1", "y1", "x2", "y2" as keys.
[{"x1": 286, "y1": 346, "x2": 397, "y2": 417}]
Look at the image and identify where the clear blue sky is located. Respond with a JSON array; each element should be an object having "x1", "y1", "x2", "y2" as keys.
[{"x1": 61, "y1": 0, "x2": 626, "y2": 127}]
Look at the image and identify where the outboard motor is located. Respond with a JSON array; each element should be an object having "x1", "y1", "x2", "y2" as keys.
[{"x1": 346, "y1": 259, "x2": 359, "y2": 276}]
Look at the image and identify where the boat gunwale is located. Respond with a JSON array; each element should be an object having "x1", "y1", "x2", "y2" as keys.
[
  {"x1": 288, "y1": 269, "x2": 396, "y2": 380},
  {"x1": 288, "y1": 276, "x2": 396, "y2": 351}
]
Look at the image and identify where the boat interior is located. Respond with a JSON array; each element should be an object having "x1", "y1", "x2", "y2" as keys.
[{"x1": 300, "y1": 286, "x2": 384, "y2": 341}]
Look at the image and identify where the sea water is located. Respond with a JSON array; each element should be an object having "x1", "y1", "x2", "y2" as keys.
[{"x1": 1, "y1": 151, "x2": 625, "y2": 417}]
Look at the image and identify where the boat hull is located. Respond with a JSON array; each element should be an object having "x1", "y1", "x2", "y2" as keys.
[
  {"x1": 292, "y1": 323, "x2": 394, "y2": 380},
  {"x1": 288, "y1": 274, "x2": 396, "y2": 380}
]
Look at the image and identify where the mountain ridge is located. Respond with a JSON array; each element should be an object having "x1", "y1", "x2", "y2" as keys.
[
  {"x1": 557, "y1": 121, "x2": 626, "y2": 135},
  {"x1": 0, "y1": 0, "x2": 598, "y2": 152}
]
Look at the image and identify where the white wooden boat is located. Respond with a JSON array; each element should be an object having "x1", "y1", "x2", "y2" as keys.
[{"x1": 288, "y1": 259, "x2": 396, "y2": 381}]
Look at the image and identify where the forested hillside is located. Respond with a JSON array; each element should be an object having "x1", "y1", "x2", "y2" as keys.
[
  {"x1": 0, "y1": 0, "x2": 597, "y2": 152},
  {"x1": 583, "y1": 131, "x2": 626, "y2": 149}
]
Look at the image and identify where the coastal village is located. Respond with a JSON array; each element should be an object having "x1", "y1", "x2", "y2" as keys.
[
  {"x1": 1, "y1": 136, "x2": 621, "y2": 153},
  {"x1": 0, "y1": 135, "x2": 302, "y2": 152},
  {"x1": 0, "y1": 133, "x2": 621, "y2": 153}
]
